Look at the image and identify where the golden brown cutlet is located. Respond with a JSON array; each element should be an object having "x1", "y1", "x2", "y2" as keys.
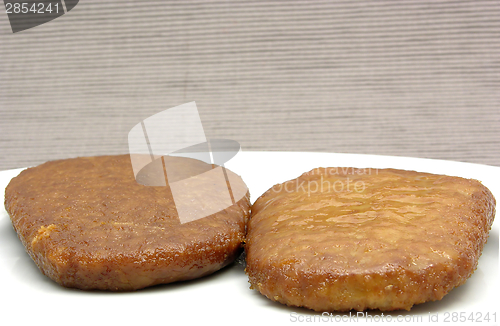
[
  {"x1": 245, "y1": 167, "x2": 495, "y2": 311},
  {"x1": 5, "y1": 155, "x2": 250, "y2": 291}
]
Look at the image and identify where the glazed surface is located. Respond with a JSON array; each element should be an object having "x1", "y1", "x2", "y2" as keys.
[
  {"x1": 5, "y1": 155, "x2": 250, "y2": 290},
  {"x1": 246, "y1": 167, "x2": 495, "y2": 311}
]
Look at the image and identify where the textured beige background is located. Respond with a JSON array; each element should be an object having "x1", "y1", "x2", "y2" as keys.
[{"x1": 1, "y1": 0, "x2": 499, "y2": 170}]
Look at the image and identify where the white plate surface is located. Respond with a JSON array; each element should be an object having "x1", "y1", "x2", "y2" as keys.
[{"x1": 0, "y1": 152, "x2": 498, "y2": 326}]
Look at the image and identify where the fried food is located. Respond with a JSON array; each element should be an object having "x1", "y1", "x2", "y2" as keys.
[
  {"x1": 245, "y1": 167, "x2": 495, "y2": 311},
  {"x1": 5, "y1": 155, "x2": 249, "y2": 291}
]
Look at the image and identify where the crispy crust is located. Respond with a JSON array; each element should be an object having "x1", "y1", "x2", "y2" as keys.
[
  {"x1": 5, "y1": 155, "x2": 250, "y2": 291},
  {"x1": 245, "y1": 168, "x2": 495, "y2": 311}
]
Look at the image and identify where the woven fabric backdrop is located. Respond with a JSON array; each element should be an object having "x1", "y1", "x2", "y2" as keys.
[{"x1": 1, "y1": 0, "x2": 499, "y2": 170}]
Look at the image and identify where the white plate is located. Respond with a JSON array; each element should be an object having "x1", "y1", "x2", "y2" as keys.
[{"x1": 0, "y1": 152, "x2": 498, "y2": 326}]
